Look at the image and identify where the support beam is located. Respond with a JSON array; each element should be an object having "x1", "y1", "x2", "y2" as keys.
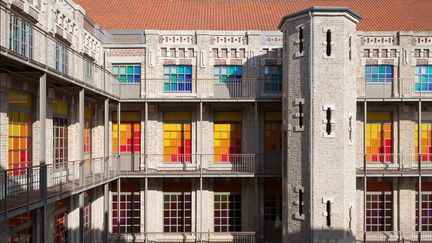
[
  {"x1": 117, "y1": 102, "x2": 121, "y2": 168},
  {"x1": 103, "y1": 98, "x2": 109, "y2": 243},
  {"x1": 199, "y1": 102, "x2": 203, "y2": 242},
  {"x1": 363, "y1": 101, "x2": 367, "y2": 242},
  {"x1": 117, "y1": 178, "x2": 121, "y2": 241},
  {"x1": 418, "y1": 101, "x2": 422, "y2": 242},
  {"x1": 39, "y1": 73, "x2": 47, "y2": 243},
  {"x1": 79, "y1": 89, "x2": 85, "y2": 243}
]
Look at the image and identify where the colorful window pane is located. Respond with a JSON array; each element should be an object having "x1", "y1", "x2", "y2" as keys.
[
  {"x1": 214, "y1": 192, "x2": 241, "y2": 232},
  {"x1": 214, "y1": 112, "x2": 242, "y2": 163},
  {"x1": 112, "y1": 192, "x2": 140, "y2": 233},
  {"x1": 415, "y1": 65, "x2": 432, "y2": 91},
  {"x1": 53, "y1": 117, "x2": 68, "y2": 169},
  {"x1": 264, "y1": 112, "x2": 282, "y2": 153},
  {"x1": 163, "y1": 65, "x2": 192, "y2": 92},
  {"x1": 214, "y1": 66, "x2": 242, "y2": 83},
  {"x1": 416, "y1": 190, "x2": 432, "y2": 231},
  {"x1": 84, "y1": 108, "x2": 92, "y2": 154},
  {"x1": 84, "y1": 191, "x2": 91, "y2": 238},
  {"x1": 9, "y1": 212, "x2": 32, "y2": 243},
  {"x1": 163, "y1": 192, "x2": 192, "y2": 232},
  {"x1": 415, "y1": 122, "x2": 432, "y2": 162},
  {"x1": 366, "y1": 112, "x2": 392, "y2": 163},
  {"x1": 263, "y1": 66, "x2": 282, "y2": 93},
  {"x1": 163, "y1": 112, "x2": 191, "y2": 162},
  {"x1": 112, "y1": 112, "x2": 141, "y2": 153},
  {"x1": 112, "y1": 64, "x2": 141, "y2": 83},
  {"x1": 8, "y1": 111, "x2": 32, "y2": 175},
  {"x1": 53, "y1": 200, "x2": 68, "y2": 243},
  {"x1": 365, "y1": 65, "x2": 393, "y2": 83},
  {"x1": 366, "y1": 184, "x2": 392, "y2": 232}
]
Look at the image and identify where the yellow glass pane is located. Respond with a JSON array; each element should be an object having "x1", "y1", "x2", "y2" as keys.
[
  {"x1": 214, "y1": 140, "x2": 221, "y2": 147},
  {"x1": 164, "y1": 132, "x2": 170, "y2": 138},
  {"x1": 163, "y1": 124, "x2": 170, "y2": 130},
  {"x1": 171, "y1": 132, "x2": 177, "y2": 139},
  {"x1": 214, "y1": 124, "x2": 221, "y2": 131},
  {"x1": 164, "y1": 140, "x2": 170, "y2": 146},
  {"x1": 221, "y1": 132, "x2": 228, "y2": 139},
  {"x1": 214, "y1": 132, "x2": 221, "y2": 139}
]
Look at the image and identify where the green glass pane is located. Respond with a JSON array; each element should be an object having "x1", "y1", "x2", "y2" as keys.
[
  {"x1": 113, "y1": 66, "x2": 119, "y2": 74},
  {"x1": 164, "y1": 83, "x2": 170, "y2": 91},
  {"x1": 379, "y1": 66, "x2": 385, "y2": 73},
  {"x1": 127, "y1": 66, "x2": 133, "y2": 74},
  {"x1": 229, "y1": 66, "x2": 235, "y2": 75},
  {"x1": 178, "y1": 66, "x2": 184, "y2": 74},
  {"x1": 120, "y1": 75, "x2": 126, "y2": 82}
]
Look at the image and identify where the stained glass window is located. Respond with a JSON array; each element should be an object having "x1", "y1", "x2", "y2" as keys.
[
  {"x1": 112, "y1": 112, "x2": 141, "y2": 153},
  {"x1": 416, "y1": 190, "x2": 432, "y2": 231},
  {"x1": 84, "y1": 191, "x2": 91, "y2": 238},
  {"x1": 365, "y1": 65, "x2": 393, "y2": 83},
  {"x1": 9, "y1": 212, "x2": 32, "y2": 243},
  {"x1": 214, "y1": 112, "x2": 242, "y2": 162},
  {"x1": 84, "y1": 107, "x2": 92, "y2": 154},
  {"x1": 263, "y1": 66, "x2": 282, "y2": 93},
  {"x1": 163, "y1": 112, "x2": 191, "y2": 162},
  {"x1": 264, "y1": 112, "x2": 282, "y2": 153},
  {"x1": 163, "y1": 65, "x2": 192, "y2": 92},
  {"x1": 415, "y1": 65, "x2": 432, "y2": 91},
  {"x1": 214, "y1": 192, "x2": 241, "y2": 232},
  {"x1": 112, "y1": 64, "x2": 141, "y2": 83},
  {"x1": 415, "y1": 122, "x2": 432, "y2": 162},
  {"x1": 366, "y1": 112, "x2": 392, "y2": 163},
  {"x1": 163, "y1": 192, "x2": 192, "y2": 232},
  {"x1": 53, "y1": 199, "x2": 68, "y2": 243},
  {"x1": 112, "y1": 192, "x2": 140, "y2": 233},
  {"x1": 8, "y1": 111, "x2": 32, "y2": 175},
  {"x1": 366, "y1": 182, "x2": 392, "y2": 232},
  {"x1": 214, "y1": 66, "x2": 242, "y2": 83}
]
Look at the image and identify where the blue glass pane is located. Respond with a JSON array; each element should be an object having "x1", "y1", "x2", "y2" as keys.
[
  {"x1": 178, "y1": 66, "x2": 184, "y2": 74},
  {"x1": 164, "y1": 66, "x2": 170, "y2": 74},
  {"x1": 385, "y1": 65, "x2": 392, "y2": 73},
  {"x1": 236, "y1": 66, "x2": 242, "y2": 75},
  {"x1": 185, "y1": 66, "x2": 192, "y2": 74},
  {"x1": 185, "y1": 83, "x2": 191, "y2": 91},
  {"x1": 215, "y1": 67, "x2": 220, "y2": 75},
  {"x1": 185, "y1": 74, "x2": 192, "y2": 80},
  {"x1": 415, "y1": 83, "x2": 421, "y2": 91},
  {"x1": 179, "y1": 83, "x2": 184, "y2": 91},
  {"x1": 171, "y1": 84, "x2": 177, "y2": 91},
  {"x1": 134, "y1": 66, "x2": 140, "y2": 74}
]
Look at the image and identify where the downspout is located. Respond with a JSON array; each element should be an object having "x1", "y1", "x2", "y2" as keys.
[{"x1": 308, "y1": 11, "x2": 314, "y2": 241}]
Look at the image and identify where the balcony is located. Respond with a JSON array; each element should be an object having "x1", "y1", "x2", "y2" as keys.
[
  {"x1": 0, "y1": 157, "x2": 119, "y2": 216},
  {"x1": 356, "y1": 231, "x2": 432, "y2": 242},
  {"x1": 111, "y1": 232, "x2": 256, "y2": 243},
  {"x1": 0, "y1": 8, "x2": 120, "y2": 99},
  {"x1": 356, "y1": 153, "x2": 432, "y2": 175},
  {"x1": 357, "y1": 78, "x2": 432, "y2": 100}
]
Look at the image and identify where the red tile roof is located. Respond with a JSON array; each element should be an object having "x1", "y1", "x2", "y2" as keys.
[{"x1": 73, "y1": 0, "x2": 432, "y2": 31}]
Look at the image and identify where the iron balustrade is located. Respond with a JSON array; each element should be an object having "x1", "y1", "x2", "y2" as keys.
[
  {"x1": 110, "y1": 232, "x2": 256, "y2": 243},
  {"x1": 356, "y1": 153, "x2": 432, "y2": 174}
]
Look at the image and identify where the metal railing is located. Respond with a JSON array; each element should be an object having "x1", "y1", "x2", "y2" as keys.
[
  {"x1": 111, "y1": 232, "x2": 255, "y2": 243},
  {"x1": 356, "y1": 231, "x2": 432, "y2": 242},
  {"x1": 356, "y1": 153, "x2": 432, "y2": 174},
  {"x1": 357, "y1": 78, "x2": 432, "y2": 99},
  {"x1": 0, "y1": 156, "x2": 119, "y2": 214},
  {"x1": 0, "y1": 7, "x2": 120, "y2": 99}
]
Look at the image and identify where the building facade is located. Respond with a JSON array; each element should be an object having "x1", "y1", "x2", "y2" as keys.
[{"x1": 0, "y1": 0, "x2": 431, "y2": 242}]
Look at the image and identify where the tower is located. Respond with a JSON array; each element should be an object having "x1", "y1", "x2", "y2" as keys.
[{"x1": 279, "y1": 7, "x2": 361, "y2": 242}]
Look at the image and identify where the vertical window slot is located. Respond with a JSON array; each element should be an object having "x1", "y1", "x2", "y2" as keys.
[
  {"x1": 298, "y1": 102, "x2": 304, "y2": 128},
  {"x1": 326, "y1": 108, "x2": 332, "y2": 135},
  {"x1": 326, "y1": 200, "x2": 331, "y2": 227},
  {"x1": 299, "y1": 189, "x2": 304, "y2": 216},
  {"x1": 326, "y1": 30, "x2": 332, "y2": 57}
]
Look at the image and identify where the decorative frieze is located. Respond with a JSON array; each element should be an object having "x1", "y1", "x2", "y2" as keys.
[
  {"x1": 160, "y1": 48, "x2": 195, "y2": 58},
  {"x1": 210, "y1": 35, "x2": 247, "y2": 45},
  {"x1": 211, "y1": 48, "x2": 245, "y2": 58},
  {"x1": 159, "y1": 35, "x2": 196, "y2": 45},
  {"x1": 414, "y1": 37, "x2": 432, "y2": 45},
  {"x1": 363, "y1": 49, "x2": 397, "y2": 58},
  {"x1": 363, "y1": 36, "x2": 395, "y2": 45},
  {"x1": 261, "y1": 35, "x2": 283, "y2": 45}
]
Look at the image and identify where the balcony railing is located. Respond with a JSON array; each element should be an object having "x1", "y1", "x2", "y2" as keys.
[
  {"x1": 0, "y1": 156, "x2": 119, "y2": 214},
  {"x1": 357, "y1": 78, "x2": 432, "y2": 99},
  {"x1": 356, "y1": 231, "x2": 432, "y2": 242},
  {"x1": 356, "y1": 153, "x2": 432, "y2": 174},
  {"x1": 0, "y1": 7, "x2": 120, "y2": 99},
  {"x1": 111, "y1": 232, "x2": 256, "y2": 243}
]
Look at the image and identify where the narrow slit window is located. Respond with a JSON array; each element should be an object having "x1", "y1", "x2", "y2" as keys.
[
  {"x1": 298, "y1": 102, "x2": 304, "y2": 128},
  {"x1": 326, "y1": 30, "x2": 331, "y2": 57},
  {"x1": 299, "y1": 189, "x2": 304, "y2": 216},
  {"x1": 326, "y1": 200, "x2": 331, "y2": 227},
  {"x1": 299, "y1": 28, "x2": 304, "y2": 53},
  {"x1": 326, "y1": 108, "x2": 332, "y2": 135},
  {"x1": 348, "y1": 115, "x2": 353, "y2": 143},
  {"x1": 349, "y1": 36, "x2": 352, "y2": 61}
]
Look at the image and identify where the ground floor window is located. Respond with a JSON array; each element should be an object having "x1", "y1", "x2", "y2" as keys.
[
  {"x1": 214, "y1": 192, "x2": 241, "y2": 232},
  {"x1": 163, "y1": 192, "x2": 192, "y2": 232},
  {"x1": 9, "y1": 212, "x2": 32, "y2": 243},
  {"x1": 112, "y1": 192, "x2": 140, "y2": 233},
  {"x1": 366, "y1": 182, "x2": 392, "y2": 231},
  {"x1": 53, "y1": 199, "x2": 68, "y2": 243}
]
